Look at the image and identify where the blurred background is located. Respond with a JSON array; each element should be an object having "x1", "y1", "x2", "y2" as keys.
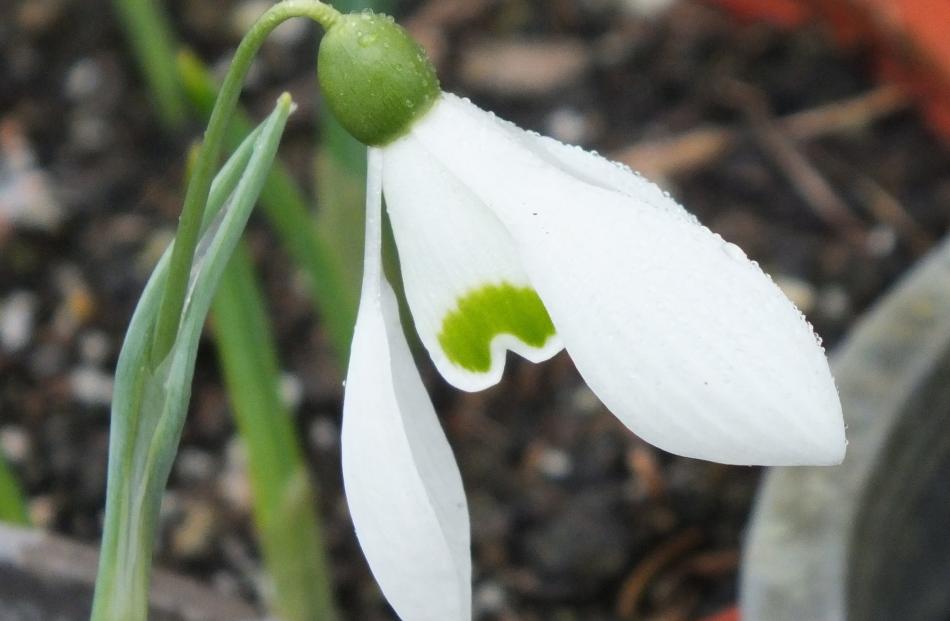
[{"x1": 1, "y1": 0, "x2": 949, "y2": 619}]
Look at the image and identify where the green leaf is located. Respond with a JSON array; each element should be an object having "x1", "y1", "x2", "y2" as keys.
[
  {"x1": 212, "y1": 244, "x2": 337, "y2": 621},
  {"x1": 111, "y1": 0, "x2": 186, "y2": 127},
  {"x1": 0, "y1": 455, "x2": 28, "y2": 525},
  {"x1": 178, "y1": 49, "x2": 358, "y2": 364},
  {"x1": 91, "y1": 95, "x2": 294, "y2": 621}
]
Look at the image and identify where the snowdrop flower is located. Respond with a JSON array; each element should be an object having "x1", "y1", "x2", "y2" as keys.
[{"x1": 318, "y1": 12, "x2": 845, "y2": 621}]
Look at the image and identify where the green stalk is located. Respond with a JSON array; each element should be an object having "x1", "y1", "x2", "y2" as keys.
[
  {"x1": 0, "y1": 456, "x2": 28, "y2": 525},
  {"x1": 150, "y1": 0, "x2": 340, "y2": 368},
  {"x1": 314, "y1": 0, "x2": 388, "y2": 300},
  {"x1": 177, "y1": 50, "x2": 357, "y2": 363},
  {"x1": 213, "y1": 245, "x2": 336, "y2": 621},
  {"x1": 111, "y1": 0, "x2": 186, "y2": 128}
]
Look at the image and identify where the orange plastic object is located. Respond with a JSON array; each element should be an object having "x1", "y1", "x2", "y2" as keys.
[
  {"x1": 846, "y1": 0, "x2": 950, "y2": 137},
  {"x1": 703, "y1": 0, "x2": 811, "y2": 28},
  {"x1": 696, "y1": 605, "x2": 740, "y2": 621},
  {"x1": 707, "y1": 0, "x2": 950, "y2": 139}
]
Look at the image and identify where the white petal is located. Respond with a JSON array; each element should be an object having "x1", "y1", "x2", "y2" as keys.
[
  {"x1": 407, "y1": 94, "x2": 846, "y2": 466},
  {"x1": 381, "y1": 135, "x2": 562, "y2": 392},
  {"x1": 342, "y1": 149, "x2": 471, "y2": 620},
  {"x1": 525, "y1": 132, "x2": 690, "y2": 219}
]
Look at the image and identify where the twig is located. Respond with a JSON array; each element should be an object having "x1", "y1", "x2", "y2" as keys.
[
  {"x1": 627, "y1": 443, "x2": 667, "y2": 500},
  {"x1": 679, "y1": 548, "x2": 740, "y2": 577},
  {"x1": 858, "y1": 176, "x2": 934, "y2": 254},
  {"x1": 811, "y1": 149, "x2": 935, "y2": 255},
  {"x1": 613, "y1": 84, "x2": 909, "y2": 178},
  {"x1": 725, "y1": 80, "x2": 868, "y2": 245},
  {"x1": 615, "y1": 528, "x2": 704, "y2": 619}
]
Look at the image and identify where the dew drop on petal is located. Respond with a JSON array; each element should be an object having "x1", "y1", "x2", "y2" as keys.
[{"x1": 722, "y1": 242, "x2": 747, "y2": 261}]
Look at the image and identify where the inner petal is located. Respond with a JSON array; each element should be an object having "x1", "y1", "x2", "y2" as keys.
[{"x1": 381, "y1": 134, "x2": 562, "y2": 392}]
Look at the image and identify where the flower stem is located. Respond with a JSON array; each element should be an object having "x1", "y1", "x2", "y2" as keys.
[{"x1": 149, "y1": 0, "x2": 340, "y2": 368}]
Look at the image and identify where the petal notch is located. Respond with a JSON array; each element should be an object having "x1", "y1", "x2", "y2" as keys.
[{"x1": 438, "y1": 282, "x2": 555, "y2": 373}]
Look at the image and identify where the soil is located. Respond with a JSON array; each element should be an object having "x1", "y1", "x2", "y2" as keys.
[{"x1": 2, "y1": 0, "x2": 949, "y2": 620}]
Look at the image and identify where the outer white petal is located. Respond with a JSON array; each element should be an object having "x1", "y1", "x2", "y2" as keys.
[
  {"x1": 381, "y1": 135, "x2": 562, "y2": 392},
  {"x1": 405, "y1": 94, "x2": 846, "y2": 466},
  {"x1": 524, "y1": 132, "x2": 690, "y2": 219},
  {"x1": 342, "y1": 149, "x2": 471, "y2": 620}
]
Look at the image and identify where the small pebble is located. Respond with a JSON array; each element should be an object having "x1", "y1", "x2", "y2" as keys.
[
  {"x1": 171, "y1": 499, "x2": 217, "y2": 559},
  {"x1": 78, "y1": 330, "x2": 111, "y2": 365},
  {"x1": 231, "y1": 0, "x2": 269, "y2": 37},
  {"x1": 537, "y1": 447, "x2": 573, "y2": 480},
  {"x1": 774, "y1": 275, "x2": 816, "y2": 314},
  {"x1": 0, "y1": 291, "x2": 36, "y2": 353},
  {"x1": 52, "y1": 265, "x2": 95, "y2": 339},
  {"x1": 176, "y1": 448, "x2": 217, "y2": 484},
  {"x1": 865, "y1": 225, "x2": 897, "y2": 257},
  {"x1": 0, "y1": 426, "x2": 31, "y2": 464},
  {"x1": 64, "y1": 58, "x2": 104, "y2": 103},
  {"x1": 28, "y1": 495, "x2": 56, "y2": 529},
  {"x1": 474, "y1": 582, "x2": 507, "y2": 615},
  {"x1": 0, "y1": 119, "x2": 63, "y2": 232},
  {"x1": 220, "y1": 439, "x2": 252, "y2": 511},
  {"x1": 280, "y1": 372, "x2": 303, "y2": 412},
  {"x1": 232, "y1": 1, "x2": 310, "y2": 46},
  {"x1": 817, "y1": 284, "x2": 851, "y2": 322},
  {"x1": 545, "y1": 108, "x2": 593, "y2": 145},
  {"x1": 622, "y1": 0, "x2": 679, "y2": 17},
  {"x1": 570, "y1": 386, "x2": 601, "y2": 415},
  {"x1": 69, "y1": 113, "x2": 112, "y2": 153},
  {"x1": 310, "y1": 415, "x2": 339, "y2": 451},
  {"x1": 70, "y1": 366, "x2": 114, "y2": 406},
  {"x1": 460, "y1": 39, "x2": 591, "y2": 98},
  {"x1": 17, "y1": 0, "x2": 64, "y2": 33}
]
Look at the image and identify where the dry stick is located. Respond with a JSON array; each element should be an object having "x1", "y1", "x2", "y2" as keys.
[
  {"x1": 617, "y1": 82, "x2": 918, "y2": 250},
  {"x1": 680, "y1": 548, "x2": 740, "y2": 577},
  {"x1": 615, "y1": 528, "x2": 704, "y2": 619},
  {"x1": 727, "y1": 81, "x2": 932, "y2": 254},
  {"x1": 858, "y1": 175, "x2": 935, "y2": 253},
  {"x1": 760, "y1": 84, "x2": 930, "y2": 254},
  {"x1": 730, "y1": 81, "x2": 870, "y2": 245},
  {"x1": 812, "y1": 148, "x2": 935, "y2": 255},
  {"x1": 627, "y1": 443, "x2": 667, "y2": 500},
  {"x1": 614, "y1": 84, "x2": 909, "y2": 178}
]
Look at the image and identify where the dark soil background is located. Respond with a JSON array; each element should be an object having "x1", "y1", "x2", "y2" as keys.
[{"x1": 2, "y1": 0, "x2": 949, "y2": 619}]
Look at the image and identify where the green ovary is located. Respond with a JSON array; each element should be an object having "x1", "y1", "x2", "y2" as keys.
[{"x1": 437, "y1": 283, "x2": 556, "y2": 372}]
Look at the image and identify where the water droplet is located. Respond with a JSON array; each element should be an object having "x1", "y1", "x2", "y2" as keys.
[
  {"x1": 723, "y1": 242, "x2": 747, "y2": 261},
  {"x1": 405, "y1": 98, "x2": 415, "y2": 108},
  {"x1": 358, "y1": 32, "x2": 378, "y2": 46}
]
